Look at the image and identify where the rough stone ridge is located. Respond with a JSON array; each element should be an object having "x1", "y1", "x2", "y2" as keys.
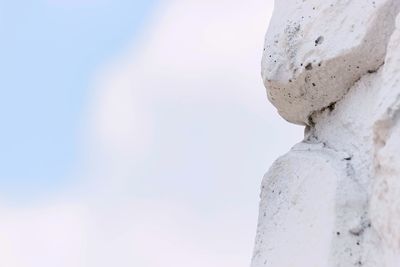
[{"x1": 253, "y1": 1, "x2": 400, "y2": 266}]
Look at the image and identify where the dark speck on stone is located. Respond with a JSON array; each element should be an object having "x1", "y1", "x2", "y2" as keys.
[
  {"x1": 315, "y1": 36, "x2": 324, "y2": 46},
  {"x1": 305, "y1": 63, "x2": 313, "y2": 70}
]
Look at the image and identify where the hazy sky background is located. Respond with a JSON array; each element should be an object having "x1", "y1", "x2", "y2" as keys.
[
  {"x1": 0, "y1": 1, "x2": 303, "y2": 266},
  {"x1": 0, "y1": 0, "x2": 156, "y2": 199}
]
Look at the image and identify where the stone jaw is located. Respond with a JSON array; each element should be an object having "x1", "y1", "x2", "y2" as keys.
[{"x1": 262, "y1": 0, "x2": 400, "y2": 125}]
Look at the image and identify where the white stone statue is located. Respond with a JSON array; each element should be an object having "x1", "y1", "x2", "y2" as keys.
[{"x1": 252, "y1": 1, "x2": 400, "y2": 266}]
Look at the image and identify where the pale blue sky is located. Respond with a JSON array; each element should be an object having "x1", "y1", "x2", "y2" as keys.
[{"x1": 0, "y1": 0, "x2": 156, "y2": 200}]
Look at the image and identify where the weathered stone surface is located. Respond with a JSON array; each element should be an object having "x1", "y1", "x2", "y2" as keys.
[
  {"x1": 253, "y1": 1, "x2": 400, "y2": 266},
  {"x1": 262, "y1": 0, "x2": 400, "y2": 125}
]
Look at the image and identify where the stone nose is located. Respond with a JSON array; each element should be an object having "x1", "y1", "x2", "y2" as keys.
[{"x1": 262, "y1": 55, "x2": 294, "y2": 85}]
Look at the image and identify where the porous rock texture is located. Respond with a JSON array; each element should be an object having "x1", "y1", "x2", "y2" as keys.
[
  {"x1": 263, "y1": 0, "x2": 399, "y2": 125},
  {"x1": 252, "y1": 1, "x2": 400, "y2": 266}
]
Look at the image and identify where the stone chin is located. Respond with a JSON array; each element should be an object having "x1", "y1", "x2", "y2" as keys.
[{"x1": 262, "y1": 0, "x2": 400, "y2": 125}]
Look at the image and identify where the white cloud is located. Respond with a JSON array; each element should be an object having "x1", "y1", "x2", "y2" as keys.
[
  {"x1": 81, "y1": 1, "x2": 303, "y2": 265},
  {"x1": 0, "y1": 200, "x2": 89, "y2": 267}
]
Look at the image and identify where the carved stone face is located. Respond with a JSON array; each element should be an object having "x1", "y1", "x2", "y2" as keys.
[{"x1": 262, "y1": 0, "x2": 400, "y2": 125}]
